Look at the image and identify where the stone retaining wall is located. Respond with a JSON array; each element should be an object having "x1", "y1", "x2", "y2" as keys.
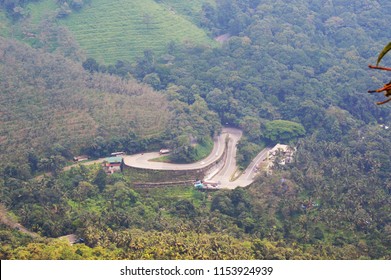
[
  {"x1": 125, "y1": 136, "x2": 229, "y2": 187},
  {"x1": 132, "y1": 180, "x2": 194, "y2": 188}
]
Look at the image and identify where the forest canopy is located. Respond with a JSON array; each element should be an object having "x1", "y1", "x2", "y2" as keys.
[
  {"x1": 262, "y1": 120, "x2": 306, "y2": 144},
  {"x1": 0, "y1": 0, "x2": 390, "y2": 260}
]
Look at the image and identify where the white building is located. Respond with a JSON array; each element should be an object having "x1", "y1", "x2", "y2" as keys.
[{"x1": 266, "y1": 144, "x2": 295, "y2": 174}]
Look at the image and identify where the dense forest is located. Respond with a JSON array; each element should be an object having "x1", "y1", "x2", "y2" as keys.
[
  {"x1": 0, "y1": 0, "x2": 390, "y2": 259},
  {"x1": 0, "y1": 37, "x2": 175, "y2": 175}
]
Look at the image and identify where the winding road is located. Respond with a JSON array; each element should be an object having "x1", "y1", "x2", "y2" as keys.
[
  {"x1": 9, "y1": 128, "x2": 268, "y2": 239},
  {"x1": 123, "y1": 127, "x2": 270, "y2": 189},
  {"x1": 123, "y1": 127, "x2": 239, "y2": 170}
]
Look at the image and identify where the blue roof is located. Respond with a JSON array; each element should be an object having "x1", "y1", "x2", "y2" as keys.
[{"x1": 106, "y1": 156, "x2": 123, "y2": 163}]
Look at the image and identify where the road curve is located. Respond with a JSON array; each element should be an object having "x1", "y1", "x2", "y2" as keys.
[
  {"x1": 123, "y1": 127, "x2": 269, "y2": 189},
  {"x1": 66, "y1": 127, "x2": 268, "y2": 189},
  {"x1": 225, "y1": 147, "x2": 270, "y2": 189},
  {"x1": 123, "y1": 127, "x2": 242, "y2": 171},
  {"x1": 205, "y1": 142, "x2": 270, "y2": 189}
]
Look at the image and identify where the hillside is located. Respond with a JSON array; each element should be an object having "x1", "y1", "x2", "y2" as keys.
[
  {"x1": 0, "y1": 37, "x2": 170, "y2": 168},
  {"x1": 159, "y1": 0, "x2": 215, "y2": 23},
  {"x1": 0, "y1": 10, "x2": 9, "y2": 36},
  {"x1": 0, "y1": 1, "x2": 217, "y2": 64},
  {"x1": 1, "y1": 0, "x2": 391, "y2": 262},
  {"x1": 50, "y1": 0, "x2": 216, "y2": 63}
]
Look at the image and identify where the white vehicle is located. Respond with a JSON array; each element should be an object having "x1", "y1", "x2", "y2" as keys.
[
  {"x1": 159, "y1": 149, "x2": 171, "y2": 155},
  {"x1": 110, "y1": 152, "x2": 125, "y2": 156}
]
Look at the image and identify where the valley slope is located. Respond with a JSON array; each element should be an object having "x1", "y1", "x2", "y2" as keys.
[{"x1": 0, "y1": 37, "x2": 170, "y2": 168}]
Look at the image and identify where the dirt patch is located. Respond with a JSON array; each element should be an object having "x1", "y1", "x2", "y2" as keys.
[
  {"x1": 0, "y1": 204, "x2": 40, "y2": 238},
  {"x1": 215, "y1": 33, "x2": 231, "y2": 43}
]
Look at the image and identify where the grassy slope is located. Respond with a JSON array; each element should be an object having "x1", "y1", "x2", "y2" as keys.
[
  {"x1": 150, "y1": 136, "x2": 214, "y2": 163},
  {"x1": 0, "y1": 10, "x2": 9, "y2": 37},
  {"x1": 162, "y1": 0, "x2": 214, "y2": 11},
  {"x1": 56, "y1": 0, "x2": 216, "y2": 64},
  {"x1": 160, "y1": 0, "x2": 214, "y2": 23},
  {"x1": 192, "y1": 136, "x2": 214, "y2": 161},
  {"x1": 27, "y1": 0, "x2": 58, "y2": 24}
]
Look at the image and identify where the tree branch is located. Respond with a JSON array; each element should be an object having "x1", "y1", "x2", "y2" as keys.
[{"x1": 368, "y1": 65, "x2": 391, "y2": 71}]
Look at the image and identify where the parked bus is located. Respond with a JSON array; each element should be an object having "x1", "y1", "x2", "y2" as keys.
[{"x1": 110, "y1": 152, "x2": 125, "y2": 156}]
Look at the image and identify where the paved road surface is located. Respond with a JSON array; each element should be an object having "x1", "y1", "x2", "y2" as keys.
[
  {"x1": 205, "y1": 143, "x2": 270, "y2": 189},
  {"x1": 123, "y1": 127, "x2": 242, "y2": 171},
  {"x1": 68, "y1": 127, "x2": 269, "y2": 189},
  {"x1": 123, "y1": 127, "x2": 269, "y2": 189},
  {"x1": 20, "y1": 128, "x2": 268, "y2": 239},
  {"x1": 228, "y1": 147, "x2": 270, "y2": 189}
]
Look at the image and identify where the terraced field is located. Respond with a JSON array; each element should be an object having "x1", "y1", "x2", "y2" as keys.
[
  {"x1": 59, "y1": 0, "x2": 216, "y2": 63},
  {"x1": 27, "y1": 0, "x2": 58, "y2": 24},
  {"x1": 160, "y1": 0, "x2": 215, "y2": 22}
]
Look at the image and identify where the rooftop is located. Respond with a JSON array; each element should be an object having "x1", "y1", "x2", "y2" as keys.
[{"x1": 105, "y1": 156, "x2": 123, "y2": 164}]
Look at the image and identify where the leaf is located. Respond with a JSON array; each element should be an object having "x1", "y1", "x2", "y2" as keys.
[{"x1": 376, "y1": 42, "x2": 391, "y2": 66}]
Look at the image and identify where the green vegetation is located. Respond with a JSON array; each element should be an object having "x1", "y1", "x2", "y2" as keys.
[
  {"x1": 2, "y1": 0, "x2": 216, "y2": 63},
  {"x1": 150, "y1": 136, "x2": 213, "y2": 163},
  {"x1": 2, "y1": 155, "x2": 390, "y2": 259},
  {"x1": 26, "y1": 0, "x2": 57, "y2": 24},
  {"x1": 158, "y1": 0, "x2": 215, "y2": 24},
  {"x1": 193, "y1": 136, "x2": 214, "y2": 161},
  {"x1": 262, "y1": 120, "x2": 306, "y2": 144},
  {"x1": 236, "y1": 140, "x2": 265, "y2": 169},
  {"x1": 1, "y1": 0, "x2": 391, "y2": 260},
  {"x1": 0, "y1": 10, "x2": 10, "y2": 37},
  {"x1": 149, "y1": 155, "x2": 171, "y2": 163},
  {"x1": 0, "y1": 37, "x2": 170, "y2": 172},
  {"x1": 123, "y1": 168, "x2": 192, "y2": 183},
  {"x1": 164, "y1": 96, "x2": 221, "y2": 163},
  {"x1": 170, "y1": 135, "x2": 214, "y2": 164},
  {"x1": 57, "y1": 0, "x2": 215, "y2": 63}
]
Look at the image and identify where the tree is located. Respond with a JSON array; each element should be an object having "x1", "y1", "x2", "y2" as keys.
[
  {"x1": 82, "y1": 58, "x2": 99, "y2": 73},
  {"x1": 73, "y1": 181, "x2": 97, "y2": 201},
  {"x1": 211, "y1": 192, "x2": 233, "y2": 216},
  {"x1": 172, "y1": 200, "x2": 197, "y2": 218},
  {"x1": 170, "y1": 134, "x2": 197, "y2": 163},
  {"x1": 70, "y1": 0, "x2": 84, "y2": 10},
  {"x1": 27, "y1": 151, "x2": 39, "y2": 173},
  {"x1": 206, "y1": 88, "x2": 229, "y2": 120},
  {"x1": 38, "y1": 156, "x2": 65, "y2": 176},
  {"x1": 262, "y1": 120, "x2": 306, "y2": 144},
  {"x1": 143, "y1": 73, "x2": 161, "y2": 90},
  {"x1": 133, "y1": 50, "x2": 156, "y2": 78},
  {"x1": 236, "y1": 140, "x2": 261, "y2": 169},
  {"x1": 239, "y1": 116, "x2": 261, "y2": 141},
  {"x1": 93, "y1": 169, "x2": 107, "y2": 193},
  {"x1": 104, "y1": 182, "x2": 139, "y2": 208}
]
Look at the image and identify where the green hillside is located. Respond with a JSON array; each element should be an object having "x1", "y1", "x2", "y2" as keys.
[
  {"x1": 0, "y1": 10, "x2": 10, "y2": 37},
  {"x1": 159, "y1": 0, "x2": 215, "y2": 23},
  {"x1": 56, "y1": 0, "x2": 215, "y2": 64},
  {"x1": 26, "y1": 0, "x2": 58, "y2": 24},
  {"x1": 0, "y1": 37, "x2": 170, "y2": 166},
  {"x1": 3, "y1": 0, "x2": 216, "y2": 64},
  {"x1": 162, "y1": 0, "x2": 214, "y2": 12}
]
